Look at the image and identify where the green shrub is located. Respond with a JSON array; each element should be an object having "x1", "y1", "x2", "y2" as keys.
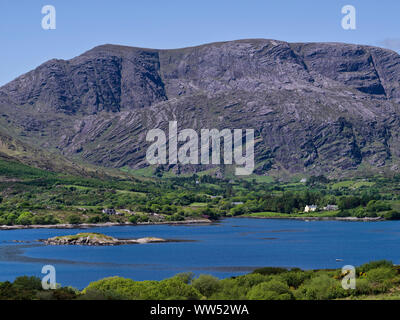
[
  {"x1": 137, "y1": 215, "x2": 149, "y2": 223},
  {"x1": 252, "y1": 267, "x2": 288, "y2": 276},
  {"x1": 12, "y1": 276, "x2": 42, "y2": 291},
  {"x1": 31, "y1": 214, "x2": 59, "y2": 225},
  {"x1": 384, "y1": 210, "x2": 400, "y2": 220},
  {"x1": 280, "y1": 271, "x2": 312, "y2": 289},
  {"x1": 83, "y1": 276, "x2": 201, "y2": 300},
  {"x1": 166, "y1": 213, "x2": 184, "y2": 221},
  {"x1": 128, "y1": 215, "x2": 139, "y2": 224},
  {"x1": 353, "y1": 278, "x2": 373, "y2": 296},
  {"x1": 366, "y1": 200, "x2": 391, "y2": 213},
  {"x1": 192, "y1": 274, "x2": 221, "y2": 298},
  {"x1": 235, "y1": 273, "x2": 271, "y2": 289},
  {"x1": 154, "y1": 278, "x2": 201, "y2": 300},
  {"x1": 357, "y1": 260, "x2": 393, "y2": 274},
  {"x1": 16, "y1": 212, "x2": 33, "y2": 225},
  {"x1": 76, "y1": 288, "x2": 111, "y2": 300},
  {"x1": 88, "y1": 214, "x2": 109, "y2": 223},
  {"x1": 88, "y1": 216, "x2": 101, "y2": 223},
  {"x1": 51, "y1": 287, "x2": 78, "y2": 300},
  {"x1": 68, "y1": 215, "x2": 81, "y2": 224},
  {"x1": 366, "y1": 267, "x2": 396, "y2": 283},
  {"x1": 295, "y1": 274, "x2": 347, "y2": 300},
  {"x1": 209, "y1": 278, "x2": 246, "y2": 300},
  {"x1": 175, "y1": 272, "x2": 195, "y2": 284},
  {"x1": 247, "y1": 279, "x2": 292, "y2": 300}
]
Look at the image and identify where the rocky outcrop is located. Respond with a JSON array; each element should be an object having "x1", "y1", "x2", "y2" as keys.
[
  {"x1": 41, "y1": 233, "x2": 166, "y2": 246},
  {"x1": 1, "y1": 39, "x2": 400, "y2": 176}
]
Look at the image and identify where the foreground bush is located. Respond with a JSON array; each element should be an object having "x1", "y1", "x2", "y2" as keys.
[
  {"x1": 83, "y1": 276, "x2": 202, "y2": 300},
  {"x1": 2, "y1": 260, "x2": 400, "y2": 300},
  {"x1": 247, "y1": 279, "x2": 293, "y2": 300},
  {"x1": 295, "y1": 274, "x2": 348, "y2": 300}
]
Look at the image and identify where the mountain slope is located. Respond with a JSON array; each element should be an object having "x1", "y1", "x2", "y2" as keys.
[{"x1": 1, "y1": 39, "x2": 400, "y2": 177}]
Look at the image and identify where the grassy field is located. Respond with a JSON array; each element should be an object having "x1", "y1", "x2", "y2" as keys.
[{"x1": 331, "y1": 180, "x2": 375, "y2": 190}]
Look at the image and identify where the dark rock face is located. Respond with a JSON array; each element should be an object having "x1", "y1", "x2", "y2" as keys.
[
  {"x1": 1, "y1": 39, "x2": 400, "y2": 176},
  {"x1": 1, "y1": 46, "x2": 168, "y2": 113}
]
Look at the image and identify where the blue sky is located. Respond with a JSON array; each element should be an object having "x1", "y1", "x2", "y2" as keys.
[{"x1": 0, "y1": 0, "x2": 399, "y2": 86}]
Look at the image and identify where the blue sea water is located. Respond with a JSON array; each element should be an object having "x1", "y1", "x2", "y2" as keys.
[{"x1": 0, "y1": 218, "x2": 400, "y2": 289}]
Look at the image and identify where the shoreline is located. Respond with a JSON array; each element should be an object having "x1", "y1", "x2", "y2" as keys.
[
  {"x1": 0, "y1": 215, "x2": 387, "y2": 230},
  {"x1": 237, "y1": 215, "x2": 385, "y2": 222},
  {"x1": 0, "y1": 218, "x2": 213, "y2": 230}
]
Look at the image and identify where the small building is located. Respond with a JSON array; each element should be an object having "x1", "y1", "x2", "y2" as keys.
[
  {"x1": 210, "y1": 195, "x2": 223, "y2": 199},
  {"x1": 304, "y1": 205, "x2": 317, "y2": 213},
  {"x1": 323, "y1": 205, "x2": 339, "y2": 211},
  {"x1": 300, "y1": 178, "x2": 307, "y2": 183},
  {"x1": 232, "y1": 201, "x2": 244, "y2": 206},
  {"x1": 102, "y1": 209, "x2": 116, "y2": 215}
]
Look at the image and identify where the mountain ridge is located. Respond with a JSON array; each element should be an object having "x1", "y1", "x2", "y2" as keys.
[{"x1": 0, "y1": 39, "x2": 399, "y2": 177}]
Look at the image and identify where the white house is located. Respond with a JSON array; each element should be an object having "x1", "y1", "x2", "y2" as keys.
[
  {"x1": 102, "y1": 208, "x2": 116, "y2": 215},
  {"x1": 323, "y1": 205, "x2": 339, "y2": 211},
  {"x1": 232, "y1": 202, "x2": 244, "y2": 206},
  {"x1": 102, "y1": 208, "x2": 123, "y2": 216},
  {"x1": 304, "y1": 205, "x2": 317, "y2": 213}
]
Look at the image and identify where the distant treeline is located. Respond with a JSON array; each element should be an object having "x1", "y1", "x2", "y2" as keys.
[{"x1": 1, "y1": 157, "x2": 400, "y2": 225}]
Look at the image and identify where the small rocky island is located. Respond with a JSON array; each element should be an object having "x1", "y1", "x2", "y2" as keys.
[{"x1": 41, "y1": 233, "x2": 167, "y2": 246}]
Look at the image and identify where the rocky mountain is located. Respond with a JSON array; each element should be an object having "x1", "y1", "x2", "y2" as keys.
[{"x1": 0, "y1": 39, "x2": 400, "y2": 177}]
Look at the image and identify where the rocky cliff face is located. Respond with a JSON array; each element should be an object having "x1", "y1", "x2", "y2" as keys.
[{"x1": 0, "y1": 39, "x2": 399, "y2": 177}]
